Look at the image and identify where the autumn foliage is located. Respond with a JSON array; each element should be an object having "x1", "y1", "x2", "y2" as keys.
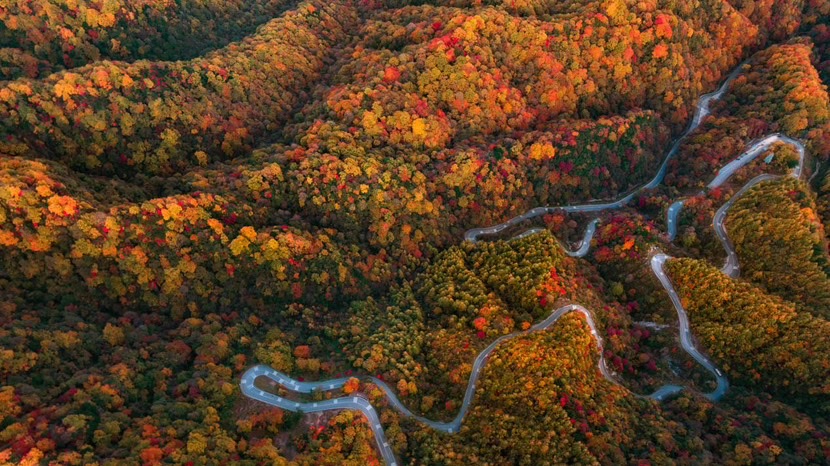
[{"x1": 1, "y1": 0, "x2": 829, "y2": 464}]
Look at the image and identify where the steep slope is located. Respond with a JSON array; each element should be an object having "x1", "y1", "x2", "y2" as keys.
[
  {"x1": 727, "y1": 177, "x2": 830, "y2": 317},
  {"x1": 0, "y1": 0, "x2": 356, "y2": 176},
  {"x1": 665, "y1": 257, "x2": 830, "y2": 413},
  {"x1": 0, "y1": 0, "x2": 297, "y2": 79}
]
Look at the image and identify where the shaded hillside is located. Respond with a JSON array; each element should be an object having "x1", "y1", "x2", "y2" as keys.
[{"x1": 1, "y1": 0, "x2": 829, "y2": 464}]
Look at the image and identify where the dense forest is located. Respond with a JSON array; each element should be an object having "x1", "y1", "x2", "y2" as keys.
[
  {"x1": 0, "y1": 0, "x2": 298, "y2": 79},
  {"x1": 665, "y1": 257, "x2": 830, "y2": 414},
  {"x1": 727, "y1": 177, "x2": 830, "y2": 317},
  {"x1": 1, "y1": 0, "x2": 829, "y2": 464}
]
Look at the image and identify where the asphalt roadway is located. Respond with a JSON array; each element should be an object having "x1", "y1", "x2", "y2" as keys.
[{"x1": 239, "y1": 57, "x2": 811, "y2": 465}]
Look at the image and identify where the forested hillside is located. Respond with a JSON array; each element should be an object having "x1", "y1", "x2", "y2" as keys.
[
  {"x1": 0, "y1": 0, "x2": 297, "y2": 79},
  {"x1": 727, "y1": 177, "x2": 830, "y2": 317},
  {"x1": 665, "y1": 257, "x2": 830, "y2": 413},
  {"x1": 1, "y1": 0, "x2": 829, "y2": 464}
]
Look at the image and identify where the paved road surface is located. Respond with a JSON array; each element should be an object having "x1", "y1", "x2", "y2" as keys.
[
  {"x1": 510, "y1": 218, "x2": 598, "y2": 258},
  {"x1": 240, "y1": 58, "x2": 812, "y2": 465},
  {"x1": 666, "y1": 200, "x2": 685, "y2": 242},
  {"x1": 666, "y1": 134, "x2": 804, "y2": 276},
  {"x1": 713, "y1": 174, "x2": 780, "y2": 277},
  {"x1": 706, "y1": 134, "x2": 804, "y2": 189},
  {"x1": 465, "y1": 58, "x2": 748, "y2": 244},
  {"x1": 240, "y1": 300, "x2": 706, "y2": 464},
  {"x1": 651, "y1": 254, "x2": 729, "y2": 400}
]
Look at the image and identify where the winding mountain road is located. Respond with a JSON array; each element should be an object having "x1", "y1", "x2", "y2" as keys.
[
  {"x1": 510, "y1": 218, "x2": 599, "y2": 258},
  {"x1": 666, "y1": 200, "x2": 685, "y2": 241},
  {"x1": 240, "y1": 57, "x2": 812, "y2": 465},
  {"x1": 240, "y1": 300, "x2": 691, "y2": 466},
  {"x1": 667, "y1": 133, "x2": 805, "y2": 276},
  {"x1": 465, "y1": 58, "x2": 748, "y2": 244},
  {"x1": 713, "y1": 174, "x2": 780, "y2": 277},
  {"x1": 650, "y1": 253, "x2": 729, "y2": 400},
  {"x1": 239, "y1": 254, "x2": 723, "y2": 465}
]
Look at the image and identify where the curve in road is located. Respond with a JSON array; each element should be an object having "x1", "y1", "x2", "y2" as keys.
[
  {"x1": 666, "y1": 133, "x2": 805, "y2": 276},
  {"x1": 239, "y1": 252, "x2": 727, "y2": 464},
  {"x1": 510, "y1": 218, "x2": 599, "y2": 258},
  {"x1": 464, "y1": 58, "x2": 748, "y2": 244},
  {"x1": 240, "y1": 57, "x2": 812, "y2": 465},
  {"x1": 239, "y1": 297, "x2": 700, "y2": 466},
  {"x1": 713, "y1": 174, "x2": 780, "y2": 277},
  {"x1": 666, "y1": 200, "x2": 685, "y2": 242},
  {"x1": 650, "y1": 253, "x2": 729, "y2": 400}
]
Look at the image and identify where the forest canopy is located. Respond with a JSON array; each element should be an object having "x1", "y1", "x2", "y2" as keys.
[{"x1": 1, "y1": 0, "x2": 829, "y2": 464}]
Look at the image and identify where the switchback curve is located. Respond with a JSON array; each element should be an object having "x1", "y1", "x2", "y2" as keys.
[{"x1": 240, "y1": 55, "x2": 812, "y2": 465}]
